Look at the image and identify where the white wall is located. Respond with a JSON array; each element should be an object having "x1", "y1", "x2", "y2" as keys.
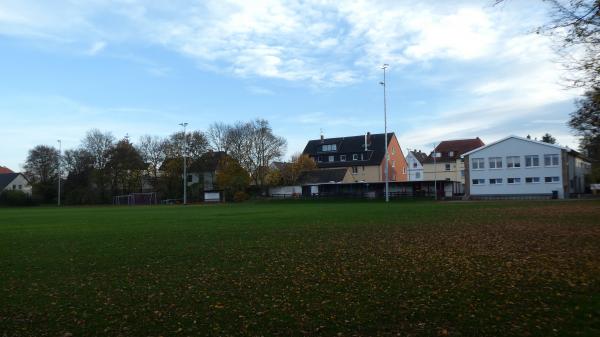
[
  {"x1": 1, "y1": 174, "x2": 32, "y2": 195},
  {"x1": 269, "y1": 185, "x2": 302, "y2": 196},
  {"x1": 405, "y1": 152, "x2": 424, "y2": 181},
  {"x1": 468, "y1": 138, "x2": 565, "y2": 198}
]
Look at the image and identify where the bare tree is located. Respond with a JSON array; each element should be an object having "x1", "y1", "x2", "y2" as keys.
[
  {"x1": 137, "y1": 135, "x2": 167, "y2": 182},
  {"x1": 81, "y1": 129, "x2": 115, "y2": 170},
  {"x1": 247, "y1": 119, "x2": 287, "y2": 187},
  {"x1": 164, "y1": 130, "x2": 210, "y2": 162},
  {"x1": 226, "y1": 121, "x2": 254, "y2": 171},
  {"x1": 495, "y1": 0, "x2": 600, "y2": 88},
  {"x1": 81, "y1": 129, "x2": 115, "y2": 201},
  {"x1": 207, "y1": 122, "x2": 231, "y2": 153}
]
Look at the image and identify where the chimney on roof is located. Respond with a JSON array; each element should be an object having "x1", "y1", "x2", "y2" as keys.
[
  {"x1": 367, "y1": 132, "x2": 372, "y2": 146},
  {"x1": 320, "y1": 130, "x2": 324, "y2": 143}
]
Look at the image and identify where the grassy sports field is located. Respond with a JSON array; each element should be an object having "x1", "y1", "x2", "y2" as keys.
[{"x1": 0, "y1": 200, "x2": 599, "y2": 336}]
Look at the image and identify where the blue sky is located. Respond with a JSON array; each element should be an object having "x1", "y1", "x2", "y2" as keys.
[{"x1": 0, "y1": 0, "x2": 583, "y2": 171}]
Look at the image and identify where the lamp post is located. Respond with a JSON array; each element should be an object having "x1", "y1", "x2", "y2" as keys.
[
  {"x1": 57, "y1": 139, "x2": 61, "y2": 207},
  {"x1": 433, "y1": 142, "x2": 438, "y2": 201},
  {"x1": 179, "y1": 122, "x2": 188, "y2": 205},
  {"x1": 380, "y1": 64, "x2": 389, "y2": 202}
]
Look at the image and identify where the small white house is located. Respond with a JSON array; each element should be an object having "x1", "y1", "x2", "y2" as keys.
[
  {"x1": 405, "y1": 150, "x2": 427, "y2": 181},
  {"x1": 0, "y1": 173, "x2": 32, "y2": 195},
  {"x1": 463, "y1": 136, "x2": 591, "y2": 199}
]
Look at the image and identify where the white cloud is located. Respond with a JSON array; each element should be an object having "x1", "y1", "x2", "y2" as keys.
[
  {"x1": 87, "y1": 41, "x2": 106, "y2": 55},
  {"x1": 0, "y1": 0, "x2": 510, "y2": 85}
]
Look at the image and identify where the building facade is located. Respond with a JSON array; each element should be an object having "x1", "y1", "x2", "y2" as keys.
[
  {"x1": 405, "y1": 150, "x2": 427, "y2": 181},
  {"x1": 0, "y1": 173, "x2": 32, "y2": 195},
  {"x1": 422, "y1": 138, "x2": 485, "y2": 184},
  {"x1": 463, "y1": 136, "x2": 592, "y2": 199},
  {"x1": 302, "y1": 132, "x2": 408, "y2": 183}
]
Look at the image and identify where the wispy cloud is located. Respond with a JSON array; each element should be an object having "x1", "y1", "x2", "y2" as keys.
[
  {"x1": 247, "y1": 86, "x2": 275, "y2": 95},
  {"x1": 87, "y1": 41, "x2": 106, "y2": 55}
]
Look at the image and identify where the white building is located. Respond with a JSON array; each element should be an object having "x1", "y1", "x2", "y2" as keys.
[
  {"x1": 463, "y1": 136, "x2": 592, "y2": 199},
  {"x1": 0, "y1": 173, "x2": 32, "y2": 195},
  {"x1": 405, "y1": 150, "x2": 427, "y2": 181}
]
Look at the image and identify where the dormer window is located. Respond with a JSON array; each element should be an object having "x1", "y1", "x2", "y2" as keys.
[
  {"x1": 449, "y1": 151, "x2": 454, "y2": 157},
  {"x1": 321, "y1": 144, "x2": 337, "y2": 152},
  {"x1": 352, "y1": 154, "x2": 358, "y2": 161}
]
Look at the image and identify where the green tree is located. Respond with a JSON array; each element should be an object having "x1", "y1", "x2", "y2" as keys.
[
  {"x1": 62, "y1": 149, "x2": 96, "y2": 204},
  {"x1": 216, "y1": 156, "x2": 250, "y2": 201},
  {"x1": 107, "y1": 138, "x2": 146, "y2": 195},
  {"x1": 23, "y1": 145, "x2": 59, "y2": 202},
  {"x1": 541, "y1": 133, "x2": 557, "y2": 144}
]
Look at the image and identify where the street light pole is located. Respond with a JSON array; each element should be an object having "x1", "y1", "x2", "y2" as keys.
[
  {"x1": 179, "y1": 122, "x2": 188, "y2": 205},
  {"x1": 57, "y1": 139, "x2": 61, "y2": 207},
  {"x1": 433, "y1": 143, "x2": 438, "y2": 201},
  {"x1": 380, "y1": 64, "x2": 389, "y2": 202}
]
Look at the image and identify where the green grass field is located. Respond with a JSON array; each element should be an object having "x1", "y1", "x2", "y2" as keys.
[{"x1": 1, "y1": 200, "x2": 599, "y2": 337}]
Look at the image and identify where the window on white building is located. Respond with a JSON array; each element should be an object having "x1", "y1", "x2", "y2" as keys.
[
  {"x1": 544, "y1": 176, "x2": 560, "y2": 183},
  {"x1": 472, "y1": 179, "x2": 485, "y2": 185},
  {"x1": 507, "y1": 156, "x2": 521, "y2": 168},
  {"x1": 525, "y1": 177, "x2": 541, "y2": 183},
  {"x1": 472, "y1": 158, "x2": 484, "y2": 170},
  {"x1": 489, "y1": 178, "x2": 503, "y2": 184},
  {"x1": 445, "y1": 163, "x2": 451, "y2": 171},
  {"x1": 507, "y1": 177, "x2": 521, "y2": 184},
  {"x1": 413, "y1": 162, "x2": 418, "y2": 168},
  {"x1": 416, "y1": 172, "x2": 421, "y2": 178},
  {"x1": 489, "y1": 157, "x2": 503, "y2": 169},
  {"x1": 544, "y1": 154, "x2": 559, "y2": 166},
  {"x1": 525, "y1": 155, "x2": 539, "y2": 167}
]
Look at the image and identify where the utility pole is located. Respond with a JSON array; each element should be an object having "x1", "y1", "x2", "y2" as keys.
[
  {"x1": 433, "y1": 143, "x2": 437, "y2": 201},
  {"x1": 380, "y1": 64, "x2": 389, "y2": 202},
  {"x1": 57, "y1": 139, "x2": 61, "y2": 207},
  {"x1": 179, "y1": 122, "x2": 188, "y2": 205}
]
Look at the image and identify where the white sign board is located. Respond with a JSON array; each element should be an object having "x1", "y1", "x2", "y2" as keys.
[{"x1": 204, "y1": 192, "x2": 221, "y2": 202}]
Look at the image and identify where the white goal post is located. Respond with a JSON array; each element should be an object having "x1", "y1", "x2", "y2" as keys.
[{"x1": 113, "y1": 192, "x2": 157, "y2": 206}]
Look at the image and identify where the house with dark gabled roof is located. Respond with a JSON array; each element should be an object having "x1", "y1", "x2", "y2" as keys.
[
  {"x1": 302, "y1": 132, "x2": 408, "y2": 183},
  {"x1": 422, "y1": 137, "x2": 485, "y2": 184},
  {"x1": 0, "y1": 171, "x2": 32, "y2": 195},
  {"x1": 405, "y1": 150, "x2": 428, "y2": 181}
]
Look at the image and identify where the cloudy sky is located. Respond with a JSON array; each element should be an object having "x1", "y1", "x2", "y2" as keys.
[{"x1": 0, "y1": 0, "x2": 583, "y2": 170}]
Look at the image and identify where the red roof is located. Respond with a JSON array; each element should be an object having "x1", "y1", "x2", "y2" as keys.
[
  {"x1": 0, "y1": 166, "x2": 14, "y2": 174},
  {"x1": 423, "y1": 138, "x2": 485, "y2": 163}
]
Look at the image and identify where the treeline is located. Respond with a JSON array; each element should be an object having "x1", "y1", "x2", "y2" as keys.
[{"x1": 21, "y1": 118, "x2": 293, "y2": 204}]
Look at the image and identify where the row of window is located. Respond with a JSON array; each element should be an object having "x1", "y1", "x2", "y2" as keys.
[
  {"x1": 317, "y1": 153, "x2": 366, "y2": 163},
  {"x1": 321, "y1": 144, "x2": 337, "y2": 152},
  {"x1": 472, "y1": 154, "x2": 559, "y2": 170},
  {"x1": 11, "y1": 184, "x2": 23, "y2": 190},
  {"x1": 472, "y1": 176, "x2": 560, "y2": 185}
]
